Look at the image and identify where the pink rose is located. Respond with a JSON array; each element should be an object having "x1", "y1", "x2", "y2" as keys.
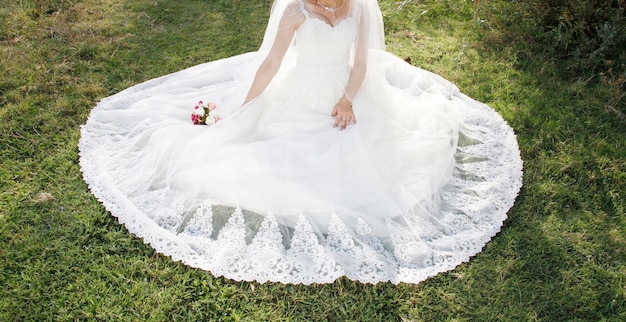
[
  {"x1": 209, "y1": 103, "x2": 217, "y2": 110},
  {"x1": 191, "y1": 114, "x2": 200, "y2": 124}
]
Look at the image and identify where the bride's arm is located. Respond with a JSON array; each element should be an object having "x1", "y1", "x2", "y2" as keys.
[
  {"x1": 243, "y1": 9, "x2": 302, "y2": 106},
  {"x1": 332, "y1": 4, "x2": 368, "y2": 129}
]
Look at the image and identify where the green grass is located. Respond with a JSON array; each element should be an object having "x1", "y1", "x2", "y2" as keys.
[{"x1": 1, "y1": 0, "x2": 624, "y2": 320}]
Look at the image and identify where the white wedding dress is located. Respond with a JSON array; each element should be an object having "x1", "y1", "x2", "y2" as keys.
[{"x1": 79, "y1": 0, "x2": 522, "y2": 284}]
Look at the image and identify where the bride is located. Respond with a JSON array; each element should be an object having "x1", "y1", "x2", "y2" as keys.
[{"x1": 79, "y1": 0, "x2": 523, "y2": 284}]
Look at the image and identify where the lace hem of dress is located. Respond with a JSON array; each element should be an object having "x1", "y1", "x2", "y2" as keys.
[{"x1": 78, "y1": 75, "x2": 523, "y2": 284}]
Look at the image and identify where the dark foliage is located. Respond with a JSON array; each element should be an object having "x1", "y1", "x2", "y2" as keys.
[{"x1": 478, "y1": 0, "x2": 626, "y2": 77}]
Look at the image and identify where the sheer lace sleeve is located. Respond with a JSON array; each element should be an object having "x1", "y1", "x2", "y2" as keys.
[
  {"x1": 277, "y1": 0, "x2": 306, "y2": 31},
  {"x1": 343, "y1": 0, "x2": 369, "y2": 101},
  {"x1": 258, "y1": 0, "x2": 305, "y2": 55},
  {"x1": 360, "y1": 0, "x2": 385, "y2": 51},
  {"x1": 242, "y1": 0, "x2": 305, "y2": 105}
]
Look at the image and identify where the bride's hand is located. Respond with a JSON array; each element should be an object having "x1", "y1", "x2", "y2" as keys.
[{"x1": 331, "y1": 96, "x2": 356, "y2": 130}]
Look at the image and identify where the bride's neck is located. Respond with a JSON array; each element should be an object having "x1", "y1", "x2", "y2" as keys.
[{"x1": 318, "y1": 0, "x2": 344, "y2": 8}]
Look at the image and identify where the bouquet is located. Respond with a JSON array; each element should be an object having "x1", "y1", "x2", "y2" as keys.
[{"x1": 191, "y1": 100, "x2": 221, "y2": 125}]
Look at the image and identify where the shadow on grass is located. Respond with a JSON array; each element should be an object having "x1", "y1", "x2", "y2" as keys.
[{"x1": 459, "y1": 7, "x2": 626, "y2": 320}]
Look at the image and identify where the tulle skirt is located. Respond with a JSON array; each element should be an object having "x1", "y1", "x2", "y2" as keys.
[{"x1": 79, "y1": 50, "x2": 523, "y2": 284}]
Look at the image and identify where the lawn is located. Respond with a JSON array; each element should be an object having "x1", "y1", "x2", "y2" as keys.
[{"x1": 1, "y1": 0, "x2": 624, "y2": 320}]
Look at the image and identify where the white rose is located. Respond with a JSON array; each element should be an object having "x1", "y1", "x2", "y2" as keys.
[
  {"x1": 193, "y1": 108, "x2": 205, "y2": 117},
  {"x1": 206, "y1": 115, "x2": 217, "y2": 125}
]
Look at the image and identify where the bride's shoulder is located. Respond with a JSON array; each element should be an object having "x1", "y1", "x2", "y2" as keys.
[
  {"x1": 280, "y1": 0, "x2": 307, "y2": 19},
  {"x1": 348, "y1": 0, "x2": 366, "y2": 13},
  {"x1": 284, "y1": 0, "x2": 305, "y2": 13},
  {"x1": 285, "y1": 0, "x2": 304, "y2": 9}
]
